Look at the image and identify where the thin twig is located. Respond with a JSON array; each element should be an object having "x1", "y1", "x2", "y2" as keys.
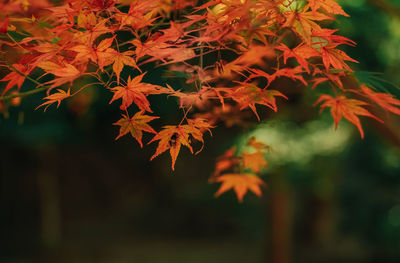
[{"x1": 0, "y1": 86, "x2": 49, "y2": 101}]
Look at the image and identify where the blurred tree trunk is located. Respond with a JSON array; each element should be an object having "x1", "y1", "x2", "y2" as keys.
[
  {"x1": 268, "y1": 171, "x2": 293, "y2": 263},
  {"x1": 311, "y1": 172, "x2": 338, "y2": 249},
  {"x1": 36, "y1": 146, "x2": 62, "y2": 248}
]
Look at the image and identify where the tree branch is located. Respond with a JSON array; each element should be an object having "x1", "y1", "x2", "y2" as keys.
[
  {"x1": 366, "y1": 0, "x2": 400, "y2": 18},
  {"x1": 0, "y1": 86, "x2": 49, "y2": 101},
  {"x1": 0, "y1": 54, "x2": 51, "y2": 101}
]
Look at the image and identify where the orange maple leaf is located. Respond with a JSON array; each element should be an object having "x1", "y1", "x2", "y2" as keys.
[
  {"x1": 149, "y1": 125, "x2": 192, "y2": 170},
  {"x1": 230, "y1": 83, "x2": 288, "y2": 120},
  {"x1": 214, "y1": 147, "x2": 240, "y2": 176},
  {"x1": 149, "y1": 121, "x2": 208, "y2": 170},
  {"x1": 36, "y1": 89, "x2": 70, "y2": 111},
  {"x1": 315, "y1": 94, "x2": 383, "y2": 138},
  {"x1": 241, "y1": 137, "x2": 269, "y2": 173},
  {"x1": 73, "y1": 19, "x2": 112, "y2": 46},
  {"x1": 113, "y1": 111, "x2": 158, "y2": 147},
  {"x1": 312, "y1": 28, "x2": 356, "y2": 46},
  {"x1": 249, "y1": 66, "x2": 307, "y2": 87},
  {"x1": 275, "y1": 43, "x2": 319, "y2": 73},
  {"x1": 112, "y1": 51, "x2": 141, "y2": 84},
  {"x1": 115, "y1": 1, "x2": 157, "y2": 30},
  {"x1": 0, "y1": 64, "x2": 31, "y2": 95},
  {"x1": 109, "y1": 73, "x2": 165, "y2": 111},
  {"x1": 307, "y1": 0, "x2": 349, "y2": 17},
  {"x1": 38, "y1": 62, "x2": 81, "y2": 89},
  {"x1": 213, "y1": 173, "x2": 266, "y2": 202},
  {"x1": 282, "y1": 9, "x2": 332, "y2": 42},
  {"x1": 242, "y1": 151, "x2": 268, "y2": 174},
  {"x1": 311, "y1": 67, "x2": 345, "y2": 89},
  {"x1": 69, "y1": 36, "x2": 115, "y2": 70},
  {"x1": 247, "y1": 136, "x2": 270, "y2": 152},
  {"x1": 318, "y1": 43, "x2": 358, "y2": 71},
  {"x1": 361, "y1": 85, "x2": 400, "y2": 116}
]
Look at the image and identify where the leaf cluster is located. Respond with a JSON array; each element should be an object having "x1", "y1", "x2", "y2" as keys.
[{"x1": 1, "y1": 0, "x2": 400, "y2": 201}]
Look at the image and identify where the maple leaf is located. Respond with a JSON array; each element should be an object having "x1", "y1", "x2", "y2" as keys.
[
  {"x1": 95, "y1": 36, "x2": 116, "y2": 69},
  {"x1": 307, "y1": 0, "x2": 349, "y2": 17},
  {"x1": 270, "y1": 66, "x2": 308, "y2": 86},
  {"x1": 147, "y1": 46, "x2": 196, "y2": 64},
  {"x1": 36, "y1": 89, "x2": 70, "y2": 111},
  {"x1": 74, "y1": 19, "x2": 112, "y2": 45},
  {"x1": 31, "y1": 42, "x2": 62, "y2": 66},
  {"x1": 317, "y1": 43, "x2": 358, "y2": 71},
  {"x1": 241, "y1": 137, "x2": 269, "y2": 173},
  {"x1": 361, "y1": 85, "x2": 400, "y2": 116},
  {"x1": 311, "y1": 67, "x2": 345, "y2": 89},
  {"x1": 38, "y1": 61, "x2": 81, "y2": 89},
  {"x1": 187, "y1": 118, "x2": 213, "y2": 136},
  {"x1": 68, "y1": 44, "x2": 95, "y2": 64},
  {"x1": 275, "y1": 43, "x2": 319, "y2": 73},
  {"x1": 157, "y1": 21, "x2": 187, "y2": 43},
  {"x1": 113, "y1": 111, "x2": 158, "y2": 147},
  {"x1": 214, "y1": 147, "x2": 240, "y2": 176},
  {"x1": 249, "y1": 66, "x2": 307, "y2": 87},
  {"x1": 230, "y1": 83, "x2": 288, "y2": 120},
  {"x1": 282, "y1": 9, "x2": 332, "y2": 42},
  {"x1": 130, "y1": 38, "x2": 169, "y2": 61},
  {"x1": 234, "y1": 45, "x2": 276, "y2": 66},
  {"x1": 77, "y1": 10, "x2": 97, "y2": 29},
  {"x1": 112, "y1": 51, "x2": 141, "y2": 84},
  {"x1": 114, "y1": 0, "x2": 161, "y2": 30},
  {"x1": 315, "y1": 94, "x2": 383, "y2": 138},
  {"x1": 186, "y1": 118, "x2": 213, "y2": 153},
  {"x1": 213, "y1": 173, "x2": 266, "y2": 202},
  {"x1": 173, "y1": 88, "x2": 210, "y2": 109},
  {"x1": 149, "y1": 125, "x2": 192, "y2": 170},
  {"x1": 69, "y1": 36, "x2": 115, "y2": 70},
  {"x1": 149, "y1": 121, "x2": 208, "y2": 170},
  {"x1": 312, "y1": 28, "x2": 356, "y2": 46},
  {"x1": 109, "y1": 73, "x2": 166, "y2": 112},
  {"x1": 242, "y1": 151, "x2": 268, "y2": 174},
  {"x1": 247, "y1": 136, "x2": 270, "y2": 152},
  {"x1": 0, "y1": 64, "x2": 32, "y2": 95}
]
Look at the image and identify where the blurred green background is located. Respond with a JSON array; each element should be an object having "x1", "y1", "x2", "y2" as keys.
[{"x1": 1, "y1": 1, "x2": 400, "y2": 262}]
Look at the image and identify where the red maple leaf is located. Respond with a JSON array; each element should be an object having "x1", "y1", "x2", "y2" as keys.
[
  {"x1": 315, "y1": 94, "x2": 383, "y2": 138},
  {"x1": 361, "y1": 85, "x2": 400, "y2": 116},
  {"x1": 275, "y1": 43, "x2": 320, "y2": 73},
  {"x1": 0, "y1": 64, "x2": 32, "y2": 95}
]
